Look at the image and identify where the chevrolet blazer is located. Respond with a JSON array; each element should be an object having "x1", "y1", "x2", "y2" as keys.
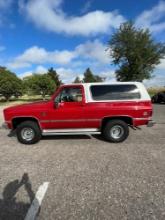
[{"x1": 3, "y1": 82, "x2": 154, "y2": 144}]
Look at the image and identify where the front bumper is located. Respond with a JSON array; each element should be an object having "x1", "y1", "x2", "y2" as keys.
[{"x1": 147, "y1": 120, "x2": 156, "y2": 127}]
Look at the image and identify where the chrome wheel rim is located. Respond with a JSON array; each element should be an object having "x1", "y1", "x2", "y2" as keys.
[
  {"x1": 110, "y1": 125, "x2": 124, "y2": 139},
  {"x1": 21, "y1": 128, "x2": 34, "y2": 141}
]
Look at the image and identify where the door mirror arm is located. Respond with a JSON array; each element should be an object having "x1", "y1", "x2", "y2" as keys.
[
  {"x1": 55, "y1": 101, "x2": 59, "y2": 109},
  {"x1": 54, "y1": 99, "x2": 60, "y2": 109}
]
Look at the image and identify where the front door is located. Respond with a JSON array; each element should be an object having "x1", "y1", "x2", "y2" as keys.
[{"x1": 49, "y1": 85, "x2": 85, "y2": 129}]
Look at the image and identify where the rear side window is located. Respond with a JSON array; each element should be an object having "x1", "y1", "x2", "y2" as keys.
[{"x1": 90, "y1": 84, "x2": 141, "y2": 101}]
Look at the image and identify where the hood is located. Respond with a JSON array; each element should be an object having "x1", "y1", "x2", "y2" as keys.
[{"x1": 4, "y1": 100, "x2": 51, "y2": 113}]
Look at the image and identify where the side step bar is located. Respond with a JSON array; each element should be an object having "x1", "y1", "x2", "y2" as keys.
[{"x1": 42, "y1": 128, "x2": 101, "y2": 136}]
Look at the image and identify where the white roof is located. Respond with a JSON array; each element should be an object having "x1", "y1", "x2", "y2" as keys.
[
  {"x1": 69, "y1": 82, "x2": 151, "y2": 102},
  {"x1": 72, "y1": 82, "x2": 143, "y2": 86}
]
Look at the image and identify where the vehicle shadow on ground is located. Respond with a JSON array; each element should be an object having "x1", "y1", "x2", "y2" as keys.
[
  {"x1": 42, "y1": 134, "x2": 92, "y2": 140},
  {"x1": 0, "y1": 173, "x2": 36, "y2": 220},
  {"x1": 92, "y1": 134, "x2": 110, "y2": 143}
]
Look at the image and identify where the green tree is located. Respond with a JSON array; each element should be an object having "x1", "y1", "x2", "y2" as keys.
[
  {"x1": 83, "y1": 68, "x2": 105, "y2": 83},
  {"x1": 23, "y1": 74, "x2": 56, "y2": 100},
  {"x1": 0, "y1": 67, "x2": 23, "y2": 101},
  {"x1": 23, "y1": 75, "x2": 35, "y2": 96},
  {"x1": 108, "y1": 21, "x2": 165, "y2": 82},
  {"x1": 47, "y1": 67, "x2": 62, "y2": 88},
  {"x1": 73, "y1": 76, "x2": 82, "y2": 83}
]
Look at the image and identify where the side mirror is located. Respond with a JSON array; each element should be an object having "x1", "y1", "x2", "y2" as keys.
[{"x1": 54, "y1": 101, "x2": 59, "y2": 109}]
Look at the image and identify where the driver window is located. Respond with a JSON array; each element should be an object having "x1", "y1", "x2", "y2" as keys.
[{"x1": 57, "y1": 87, "x2": 83, "y2": 103}]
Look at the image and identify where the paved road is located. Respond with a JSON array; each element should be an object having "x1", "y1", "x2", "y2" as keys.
[
  {"x1": 152, "y1": 104, "x2": 165, "y2": 123},
  {"x1": 0, "y1": 104, "x2": 165, "y2": 220}
]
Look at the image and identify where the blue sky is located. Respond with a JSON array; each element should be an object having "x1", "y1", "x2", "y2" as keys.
[{"x1": 0, "y1": 0, "x2": 165, "y2": 87}]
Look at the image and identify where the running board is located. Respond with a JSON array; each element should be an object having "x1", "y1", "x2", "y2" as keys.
[{"x1": 42, "y1": 128, "x2": 101, "y2": 136}]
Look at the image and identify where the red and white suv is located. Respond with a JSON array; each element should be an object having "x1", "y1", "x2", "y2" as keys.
[{"x1": 3, "y1": 82, "x2": 154, "y2": 144}]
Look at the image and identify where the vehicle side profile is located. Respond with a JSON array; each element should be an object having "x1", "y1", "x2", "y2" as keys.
[{"x1": 3, "y1": 82, "x2": 154, "y2": 144}]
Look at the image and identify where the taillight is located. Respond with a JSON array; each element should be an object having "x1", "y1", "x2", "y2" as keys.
[
  {"x1": 143, "y1": 111, "x2": 148, "y2": 116},
  {"x1": 143, "y1": 110, "x2": 152, "y2": 117}
]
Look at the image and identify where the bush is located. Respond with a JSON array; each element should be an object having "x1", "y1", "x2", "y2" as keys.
[{"x1": 147, "y1": 87, "x2": 165, "y2": 97}]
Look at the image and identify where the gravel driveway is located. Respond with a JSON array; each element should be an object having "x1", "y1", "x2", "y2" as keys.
[{"x1": 0, "y1": 104, "x2": 165, "y2": 220}]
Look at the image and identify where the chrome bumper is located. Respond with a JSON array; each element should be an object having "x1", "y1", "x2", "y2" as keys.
[{"x1": 147, "y1": 120, "x2": 156, "y2": 127}]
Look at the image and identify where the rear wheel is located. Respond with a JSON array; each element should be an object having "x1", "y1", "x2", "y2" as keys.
[
  {"x1": 16, "y1": 121, "x2": 41, "y2": 144},
  {"x1": 102, "y1": 119, "x2": 129, "y2": 143}
]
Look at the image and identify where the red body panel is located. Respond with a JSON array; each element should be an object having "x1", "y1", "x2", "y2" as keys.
[
  {"x1": 3, "y1": 85, "x2": 153, "y2": 130},
  {"x1": 83, "y1": 101, "x2": 152, "y2": 127}
]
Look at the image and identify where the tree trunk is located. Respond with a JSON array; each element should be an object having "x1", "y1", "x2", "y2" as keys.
[
  {"x1": 5, "y1": 95, "x2": 10, "y2": 102},
  {"x1": 42, "y1": 94, "x2": 46, "y2": 100}
]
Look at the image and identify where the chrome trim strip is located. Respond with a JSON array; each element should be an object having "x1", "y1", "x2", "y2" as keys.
[
  {"x1": 134, "y1": 118, "x2": 149, "y2": 120},
  {"x1": 42, "y1": 131, "x2": 101, "y2": 136},
  {"x1": 40, "y1": 119, "x2": 100, "y2": 123},
  {"x1": 42, "y1": 128, "x2": 99, "y2": 133}
]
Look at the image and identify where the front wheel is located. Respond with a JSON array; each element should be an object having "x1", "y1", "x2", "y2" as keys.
[
  {"x1": 102, "y1": 120, "x2": 129, "y2": 143},
  {"x1": 16, "y1": 121, "x2": 41, "y2": 145}
]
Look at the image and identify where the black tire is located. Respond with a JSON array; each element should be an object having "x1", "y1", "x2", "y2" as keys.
[
  {"x1": 102, "y1": 119, "x2": 129, "y2": 143},
  {"x1": 16, "y1": 121, "x2": 41, "y2": 145}
]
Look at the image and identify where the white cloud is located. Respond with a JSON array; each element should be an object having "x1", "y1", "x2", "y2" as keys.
[
  {"x1": 51, "y1": 50, "x2": 75, "y2": 65},
  {"x1": 135, "y1": 1, "x2": 165, "y2": 33},
  {"x1": 76, "y1": 39, "x2": 109, "y2": 64},
  {"x1": 144, "y1": 58, "x2": 165, "y2": 87},
  {"x1": 157, "y1": 58, "x2": 165, "y2": 70},
  {"x1": 99, "y1": 70, "x2": 116, "y2": 81},
  {"x1": 19, "y1": 70, "x2": 33, "y2": 78},
  {"x1": 8, "y1": 46, "x2": 76, "y2": 69},
  {"x1": 144, "y1": 74, "x2": 165, "y2": 87},
  {"x1": 19, "y1": 65, "x2": 48, "y2": 78},
  {"x1": 35, "y1": 65, "x2": 47, "y2": 74},
  {"x1": 8, "y1": 40, "x2": 110, "y2": 69},
  {"x1": 56, "y1": 67, "x2": 77, "y2": 83},
  {"x1": 55, "y1": 68, "x2": 117, "y2": 84},
  {"x1": 19, "y1": 0, "x2": 125, "y2": 36},
  {"x1": 19, "y1": 66, "x2": 82, "y2": 83}
]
